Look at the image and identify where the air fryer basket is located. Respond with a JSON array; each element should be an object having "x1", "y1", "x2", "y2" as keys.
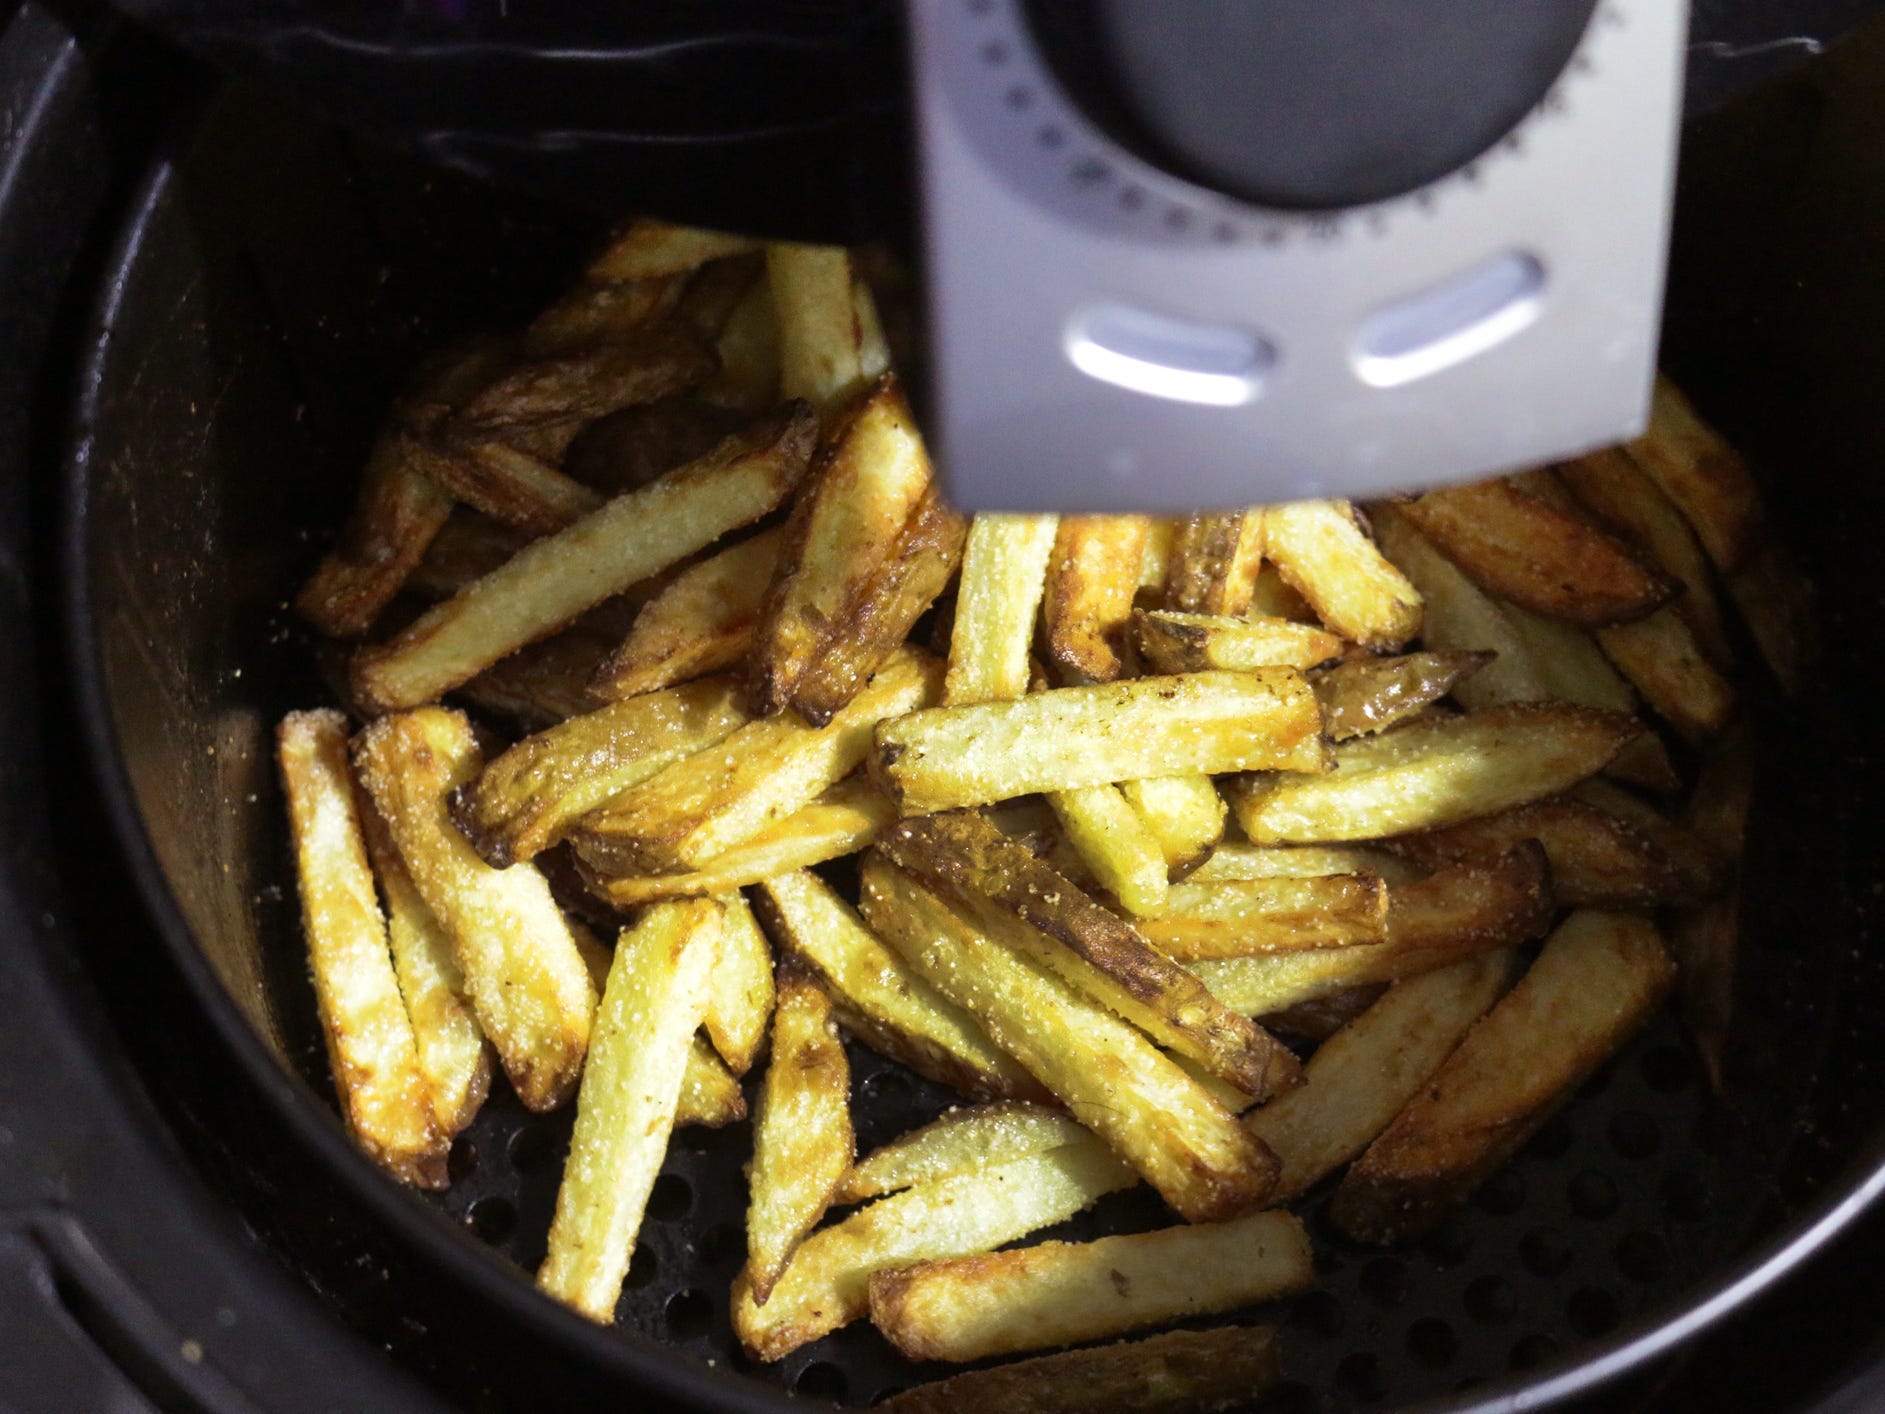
[{"x1": 64, "y1": 25, "x2": 1885, "y2": 1413}]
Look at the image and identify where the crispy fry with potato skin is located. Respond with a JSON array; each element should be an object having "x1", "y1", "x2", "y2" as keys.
[
  {"x1": 406, "y1": 509, "x2": 529, "y2": 601},
  {"x1": 877, "y1": 1325, "x2": 1283, "y2": 1414},
  {"x1": 1120, "y1": 773, "x2": 1226, "y2": 881},
  {"x1": 562, "y1": 398, "x2": 748, "y2": 498},
  {"x1": 767, "y1": 243, "x2": 887, "y2": 412},
  {"x1": 1046, "y1": 782, "x2": 1170, "y2": 917},
  {"x1": 1134, "y1": 609, "x2": 1346, "y2": 675},
  {"x1": 450, "y1": 622, "x2": 615, "y2": 732},
  {"x1": 1398, "y1": 479, "x2": 1677, "y2": 626},
  {"x1": 837, "y1": 1103, "x2": 1093, "y2": 1206},
  {"x1": 1043, "y1": 515, "x2": 1151, "y2": 683},
  {"x1": 1140, "y1": 874, "x2": 1390, "y2": 961},
  {"x1": 678, "y1": 1033, "x2": 748, "y2": 1129},
  {"x1": 1625, "y1": 376, "x2": 1764, "y2": 572},
  {"x1": 585, "y1": 218, "x2": 762, "y2": 284},
  {"x1": 945, "y1": 513, "x2": 1060, "y2": 705},
  {"x1": 279, "y1": 711, "x2": 448, "y2": 1187},
  {"x1": 1190, "y1": 841, "x2": 1418, "y2": 884},
  {"x1": 416, "y1": 431, "x2": 603, "y2": 537},
  {"x1": 1260, "y1": 500, "x2": 1423, "y2": 648},
  {"x1": 456, "y1": 324, "x2": 715, "y2": 432},
  {"x1": 1310, "y1": 651, "x2": 1491, "y2": 741},
  {"x1": 1595, "y1": 607, "x2": 1737, "y2": 743},
  {"x1": 1162, "y1": 510, "x2": 1266, "y2": 616},
  {"x1": 1330, "y1": 909, "x2": 1674, "y2": 1243},
  {"x1": 521, "y1": 275, "x2": 684, "y2": 358},
  {"x1": 1572, "y1": 779, "x2": 1724, "y2": 897},
  {"x1": 703, "y1": 891, "x2": 775, "y2": 1076}
]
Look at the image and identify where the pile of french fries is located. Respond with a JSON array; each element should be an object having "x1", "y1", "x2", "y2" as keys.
[{"x1": 275, "y1": 218, "x2": 1803, "y2": 1411}]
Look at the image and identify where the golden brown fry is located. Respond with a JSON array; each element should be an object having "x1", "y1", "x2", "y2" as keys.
[
  {"x1": 562, "y1": 398, "x2": 748, "y2": 498},
  {"x1": 1043, "y1": 515, "x2": 1152, "y2": 683},
  {"x1": 406, "y1": 509, "x2": 529, "y2": 601},
  {"x1": 678, "y1": 1033, "x2": 748, "y2": 1129},
  {"x1": 870, "y1": 1210, "x2": 1311, "y2": 1362},
  {"x1": 1120, "y1": 774, "x2": 1226, "y2": 881},
  {"x1": 1572, "y1": 779, "x2": 1724, "y2": 897},
  {"x1": 451, "y1": 678, "x2": 750, "y2": 867},
  {"x1": 1596, "y1": 607, "x2": 1737, "y2": 743},
  {"x1": 1398, "y1": 480, "x2": 1676, "y2": 625},
  {"x1": 837, "y1": 1103, "x2": 1093, "y2": 1206},
  {"x1": 945, "y1": 513, "x2": 1060, "y2": 705},
  {"x1": 873, "y1": 669, "x2": 1327, "y2": 815},
  {"x1": 1229, "y1": 703, "x2": 1643, "y2": 843},
  {"x1": 746, "y1": 964, "x2": 853, "y2": 1302},
  {"x1": 589, "y1": 528, "x2": 782, "y2": 702},
  {"x1": 522, "y1": 276, "x2": 684, "y2": 358},
  {"x1": 709, "y1": 272, "x2": 782, "y2": 412},
  {"x1": 278, "y1": 711, "x2": 448, "y2": 1187},
  {"x1": 1138, "y1": 519, "x2": 1176, "y2": 589},
  {"x1": 877, "y1": 1325, "x2": 1282, "y2": 1414},
  {"x1": 1246, "y1": 951, "x2": 1514, "y2": 1202},
  {"x1": 353, "y1": 708, "x2": 596, "y2": 1112},
  {"x1": 1625, "y1": 376, "x2": 1764, "y2": 572},
  {"x1": 1190, "y1": 841, "x2": 1419, "y2": 884},
  {"x1": 1310, "y1": 651, "x2": 1491, "y2": 740},
  {"x1": 450, "y1": 623, "x2": 614, "y2": 732},
  {"x1": 352, "y1": 405, "x2": 815, "y2": 713},
  {"x1": 1134, "y1": 609, "x2": 1346, "y2": 675},
  {"x1": 585, "y1": 218, "x2": 762, "y2": 284},
  {"x1": 703, "y1": 891, "x2": 775, "y2": 1077},
  {"x1": 457, "y1": 324, "x2": 715, "y2": 433},
  {"x1": 877, "y1": 812, "x2": 1298, "y2": 1099},
  {"x1": 767, "y1": 243, "x2": 885, "y2": 412},
  {"x1": 1162, "y1": 510, "x2": 1266, "y2": 616},
  {"x1": 538, "y1": 898, "x2": 720, "y2": 1320},
  {"x1": 732, "y1": 1143, "x2": 1135, "y2": 1361},
  {"x1": 1046, "y1": 782, "x2": 1170, "y2": 917},
  {"x1": 1260, "y1": 500, "x2": 1424, "y2": 648},
  {"x1": 753, "y1": 870, "x2": 1045, "y2": 1103},
  {"x1": 860, "y1": 857, "x2": 1280, "y2": 1221},
  {"x1": 1140, "y1": 874, "x2": 1390, "y2": 961},
  {"x1": 418, "y1": 431, "x2": 603, "y2": 537},
  {"x1": 1330, "y1": 910, "x2": 1674, "y2": 1243}
]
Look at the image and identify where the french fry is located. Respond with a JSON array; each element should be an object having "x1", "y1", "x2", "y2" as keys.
[
  {"x1": 1138, "y1": 519, "x2": 1175, "y2": 589},
  {"x1": 456, "y1": 324, "x2": 715, "y2": 433},
  {"x1": 1191, "y1": 841, "x2": 1420, "y2": 884},
  {"x1": 1310, "y1": 651, "x2": 1491, "y2": 740},
  {"x1": 1572, "y1": 779, "x2": 1724, "y2": 897},
  {"x1": 945, "y1": 513, "x2": 1060, "y2": 705},
  {"x1": 1624, "y1": 376, "x2": 1763, "y2": 572},
  {"x1": 860, "y1": 857, "x2": 1280, "y2": 1220},
  {"x1": 1725, "y1": 540, "x2": 1818, "y2": 696},
  {"x1": 1043, "y1": 515, "x2": 1152, "y2": 683},
  {"x1": 562, "y1": 398, "x2": 747, "y2": 498},
  {"x1": 870, "y1": 1209, "x2": 1312, "y2": 1362},
  {"x1": 1330, "y1": 909, "x2": 1674, "y2": 1243},
  {"x1": 709, "y1": 272, "x2": 783, "y2": 412},
  {"x1": 1257, "y1": 985, "x2": 1385, "y2": 1043},
  {"x1": 671, "y1": 251, "x2": 768, "y2": 341},
  {"x1": 746, "y1": 964, "x2": 853, "y2": 1302},
  {"x1": 1046, "y1": 783, "x2": 1170, "y2": 917},
  {"x1": 1140, "y1": 874, "x2": 1390, "y2": 961},
  {"x1": 451, "y1": 624, "x2": 615, "y2": 732},
  {"x1": 538, "y1": 898, "x2": 720, "y2": 1320},
  {"x1": 1134, "y1": 610, "x2": 1346, "y2": 675},
  {"x1": 1260, "y1": 500, "x2": 1424, "y2": 648},
  {"x1": 751, "y1": 377, "x2": 934, "y2": 714},
  {"x1": 278, "y1": 711, "x2": 448, "y2": 1187},
  {"x1": 753, "y1": 870, "x2": 1045, "y2": 1102},
  {"x1": 1162, "y1": 510, "x2": 1266, "y2": 616},
  {"x1": 1192, "y1": 847, "x2": 1552, "y2": 1015},
  {"x1": 418, "y1": 431, "x2": 604, "y2": 538},
  {"x1": 358, "y1": 800, "x2": 493, "y2": 1138},
  {"x1": 678, "y1": 1033, "x2": 748, "y2": 1129},
  {"x1": 585, "y1": 218, "x2": 761, "y2": 284},
  {"x1": 1228, "y1": 703, "x2": 1643, "y2": 843},
  {"x1": 406, "y1": 509, "x2": 529, "y2": 601},
  {"x1": 353, "y1": 406, "x2": 816, "y2": 712},
  {"x1": 451, "y1": 678, "x2": 750, "y2": 867},
  {"x1": 522, "y1": 277, "x2": 684, "y2": 359},
  {"x1": 767, "y1": 243, "x2": 887, "y2": 412},
  {"x1": 836, "y1": 1103, "x2": 1093, "y2": 1205},
  {"x1": 577, "y1": 776, "x2": 893, "y2": 903},
  {"x1": 579, "y1": 647, "x2": 939, "y2": 873},
  {"x1": 1246, "y1": 951, "x2": 1515, "y2": 1202},
  {"x1": 703, "y1": 891, "x2": 775, "y2": 1076},
  {"x1": 353, "y1": 708, "x2": 596, "y2": 1112},
  {"x1": 873, "y1": 669, "x2": 1328, "y2": 814},
  {"x1": 876, "y1": 812, "x2": 1298, "y2": 1099},
  {"x1": 877, "y1": 1325, "x2": 1282, "y2": 1414},
  {"x1": 732, "y1": 1142, "x2": 1135, "y2": 1361},
  {"x1": 1671, "y1": 718, "x2": 1756, "y2": 1087},
  {"x1": 1397, "y1": 479, "x2": 1676, "y2": 625},
  {"x1": 587, "y1": 527, "x2": 782, "y2": 701},
  {"x1": 1120, "y1": 774, "x2": 1227, "y2": 880},
  {"x1": 1596, "y1": 608, "x2": 1737, "y2": 743}
]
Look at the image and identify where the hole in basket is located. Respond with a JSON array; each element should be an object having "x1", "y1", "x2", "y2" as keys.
[
  {"x1": 1568, "y1": 1170, "x2": 1619, "y2": 1220},
  {"x1": 1525, "y1": 1116, "x2": 1574, "y2": 1163},
  {"x1": 1406, "y1": 1316, "x2": 1458, "y2": 1369},
  {"x1": 1465, "y1": 1274, "x2": 1517, "y2": 1324},
  {"x1": 699, "y1": 1223, "x2": 744, "y2": 1270},
  {"x1": 625, "y1": 1246, "x2": 659, "y2": 1290},
  {"x1": 794, "y1": 1362, "x2": 848, "y2": 1403},
  {"x1": 1521, "y1": 1227, "x2": 1574, "y2": 1279},
  {"x1": 860, "y1": 1069, "x2": 914, "y2": 1111},
  {"x1": 648, "y1": 1173, "x2": 693, "y2": 1222},
  {"x1": 1616, "y1": 1230, "x2": 1670, "y2": 1284},
  {"x1": 1290, "y1": 1289, "x2": 1345, "y2": 1339},
  {"x1": 1509, "y1": 1332, "x2": 1561, "y2": 1372},
  {"x1": 1359, "y1": 1257, "x2": 1409, "y2": 1307},
  {"x1": 1663, "y1": 1171, "x2": 1707, "y2": 1221},
  {"x1": 1639, "y1": 1044, "x2": 1694, "y2": 1093},
  {"x1": 507, "y1": 1124, "x2": 558, "y2": 1174},
  {"x1": 1336, "y1": 1352, "x2": 1385, "y2": 1403},
  {"x1": 466, "y1": 1196, "x2": 515, "y2": 1245},
  {"x1": 1474, "y1": 1168, "x2": 1527, "y2": 1216},
  {"x1": 1608, "y1": 1111, "x2": 1660, "y2": 1161},
  {"x1": 1419, "y1": 1217, "x2": 1474, "y2": 1268},
  {"x1": 1567, "y1": 1287, "x2": 1620, "y2": 1338},
  {"x1": 665, "y1": 1288, "x2": 713, "y2": 1341},
  {"x1": 447, "y1": 1139, "x2": 479, "y2": 1185}
]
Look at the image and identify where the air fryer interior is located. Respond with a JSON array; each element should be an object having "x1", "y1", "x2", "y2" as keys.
[{"x1": 67, "y1": 23, "x2": 1885, "y2": 1411}]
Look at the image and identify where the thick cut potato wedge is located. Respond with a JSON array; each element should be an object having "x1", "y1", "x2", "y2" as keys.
[
  {"x1": 1311, "y1": 651, "x2": 1490, "y2": 741},
  {"x1": 1046, "y1": 782, "x2": 1170, "y2": 918},
  {"x1": 578, "y1": 776, "x2": 893, "y2": 903},
  {"x1": 703, "y1": 891, "x2": 774, "y2": 1076},
  {"x1": 279, "y1": 711, "x2": 447, "y2": 1187},
  {"x1": 750, "y1": 376, "x2": 934, "y2": 715},
  {"x1": 870, "y1": 1209, "x2": 1311, "y2": 1362},
  {"x1": 419, "y1": 432, "x2": 603, "y2": 538},
  {"x1": 1398, "y1": 480, "x2": 1676, "y2": 625},
  {"x1": 945, "y1": 513, "x2": 1060, "y2": 705},
  {"x1": 1191, "y1": 842, "x2": 1419, "y2": 884},
  {"x1": 1192, "y1": 847, "x2": 1551, "y2": 1015},
  {"x1": 754, "y1": 870, "x2": 1045, "y2": 1102},
  {"x1": 876, "y1": 812, "x2": 1298, "y2": 1100},
  {"x1": 1331, "y1": 909, "x2": 1674, "y2": 1243},
  {"x1": 860, "y1": 857, "x2": 1280, "y2": 1221},
  {"x1": 1572, "y1": 779, "x2": 1723, "y2": 897},
  {"x1": 746, "y1": 964, "x2": 853, "y2": 1303},
  {"x1": 732, "y1": 1142, "x2": 1135, "y2": 1361},
  {"x1": 1229, "y1": 703, "x2": 1642, "y2": 843},
  {"x1": 877, "y1": 1325, "x2": 1282, "y2": 1414},
  {"x1": 873, "y1": 669, "x2": 1327, "y2": 814},
  {"x1": 767, "y1": 243, "x2": 887, "y2": 412},
  {"x1": 1246, "y1": 951, "x2": 1514, "y2": 1202},
  {"x1": 1141, "y1": 874, "x2": 1390, "y2": 961},
  {"x1": 1162, "y1": 511, "x2": 1267, "y2": 616},
  {"x1": 1134, "y1": 610, "x2": 1346, "y2": 675},
  {"x1": 1260, "y1": 500, "x2": 1423, "y2": 648},
  {"x1": 837, "y1": 1103, "x2": 1093, "y2": 1205},
  {"x1": 451, "y1": 677, "x2": 750, "y2": 867},
  {"x1": 1625, "y1": 376, "x2": 1763, "y2": 572},
  {"x1": 588, "y1": 527, "x2": 783, "y2": 701},
  {"x1": 1120, "y1": 774, "x2": 1226, "y2": 880},
  {"x1": 353, "y1": 708, "x2": 597, "y2": 1112},
  {"x1": 1043, "y1": 515, "x2": 1151, "y2": 683},
  {"x1": 353, "y1": 406, "x2": 815, "y2": 712},
  {"x1": 679, "y1": 1033, "x2": 748, "y2": 1128},
  {"x1": 1596, "y1": 608, "x2": 1737, "y2": 743},
  {"x1": 538, "y1": 898, "x2": 720, "y2": 1320},
  {"x1": 358, "y1": 801, "x2": 492, "y2": 1138},
  {"x1": 582, "y1": 648, "x2": 938, "y2": 872}
]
